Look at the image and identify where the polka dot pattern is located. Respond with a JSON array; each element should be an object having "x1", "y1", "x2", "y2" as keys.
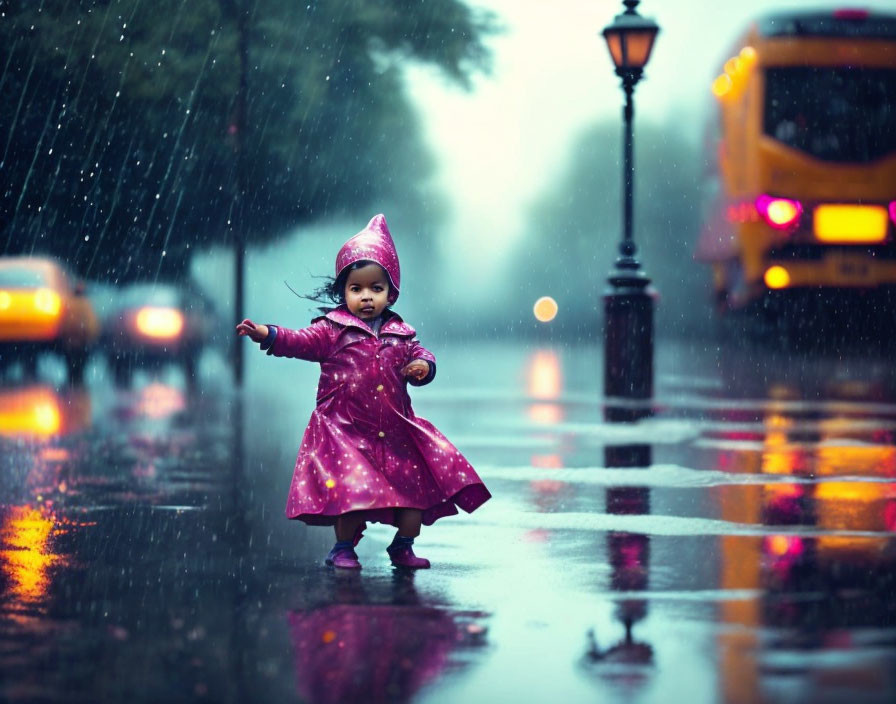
[{"x1": 269, "y1": 307, "x2": 492, "y2": 528}]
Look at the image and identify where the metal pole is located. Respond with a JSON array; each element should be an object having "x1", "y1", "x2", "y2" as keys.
[
  {"x1": 604, "y1": 66, "x2": 653, "y2": 420},
  {"x1": 623, "y1": 80, "x2": 634, "y2": 257},
  {"x1": 231, "y1": 2, "x2": 249, "y2": 386}
]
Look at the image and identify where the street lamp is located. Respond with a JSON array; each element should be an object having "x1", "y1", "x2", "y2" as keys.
[{"x1": 601, "y1": 0, "x2": 659, "y2": 420}]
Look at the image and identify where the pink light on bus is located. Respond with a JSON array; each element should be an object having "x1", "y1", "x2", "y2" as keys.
[
  {"x1": 889, "y1": 201, "x2": 896, "y2": 225},
  {"x1": 834, "y1": 9, "x2": 869, "y2": 20},
  {"x1": 756, "y1": 195, "x2": 803, "y2": 230}
]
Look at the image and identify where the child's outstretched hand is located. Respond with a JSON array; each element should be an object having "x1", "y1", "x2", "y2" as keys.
[
  {"x1": 235, "y1": 318, "x2": 269, "y2": 343},
  {"x1": 402, "y1": 359, "x2": 430, "y2": 381}
]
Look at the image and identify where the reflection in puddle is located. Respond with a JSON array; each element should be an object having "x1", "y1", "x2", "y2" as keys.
[
  {"x1": 0, "y1": 505, "x2": 67, "y2": 614},
  {"x1": 717, "y1": 389, "x2": 896, "y2": 702},
  {"x1": 135, "y1": 382, "x2": 185, "y2": 419},
  {"x1": 0, "y1": 385, "x2": 91, "y2": 437},
  {"x1": 526, "y1": 349, "x2": 563, "y2": 426},
  {"x1": 287, "y1": 572, "x2": 487, "y2": 703}
]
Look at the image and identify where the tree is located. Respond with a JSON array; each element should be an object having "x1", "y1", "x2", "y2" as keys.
[{"x1": 0, "y1": 0, "x2": 495, "y2": 282}]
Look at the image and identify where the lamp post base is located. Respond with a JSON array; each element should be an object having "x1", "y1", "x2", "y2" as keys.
[{"x1": 604, "y1": 266, "x2": 654, "y2": 422}]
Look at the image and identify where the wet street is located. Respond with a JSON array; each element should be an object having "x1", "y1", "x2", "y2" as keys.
[{"x1": 2, "y1": 338, "x2": 895, "y2": 703}]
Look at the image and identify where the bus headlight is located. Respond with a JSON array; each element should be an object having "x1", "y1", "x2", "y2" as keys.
[{"x1": 756, "y1": 194, "x2": 802, "y2": 230}]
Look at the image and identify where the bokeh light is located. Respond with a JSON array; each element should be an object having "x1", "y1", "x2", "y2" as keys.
[{"x1": 533, "y1": 296, "x2": 558, "y2": 323}]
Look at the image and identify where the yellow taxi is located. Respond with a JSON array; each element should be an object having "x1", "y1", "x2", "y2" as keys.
[{"x1": 0, "y1": 257, "x2": 100, "y2": 382}]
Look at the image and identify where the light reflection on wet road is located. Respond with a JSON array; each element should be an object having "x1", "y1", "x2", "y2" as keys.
[{"x1": 1, "y1": 341, "x2": 895, "y2": 703}]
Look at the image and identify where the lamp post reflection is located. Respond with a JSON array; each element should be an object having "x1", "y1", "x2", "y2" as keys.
[{"x1": 584, "y1": 443, "x2": 653, "y2": 678}]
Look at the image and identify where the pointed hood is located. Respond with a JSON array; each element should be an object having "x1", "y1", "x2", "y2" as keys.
[{"x1": 335, "y1": 214, "x2": 401, "y2": 303}]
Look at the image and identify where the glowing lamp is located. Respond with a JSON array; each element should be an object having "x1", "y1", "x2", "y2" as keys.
[
  {"x1": 33, "y1": 289, "x2": 61, "y2": 316},
  {"x1": 756, "y1": 194, "x2": 802, "y2": 229},
  {"x1": 889, "y1": 201, "x2": 896, "y2": 225},
  {"x1": 712, "y1": 74, "x2": 732, "y2": 98},
  {"x1": 602, "y1": 5, "x2": 659, "y2": 73},
  {"x1": 135, "y1": 307, "x2": 184, "y2": 339},
  {"x1": 724, "y1": 57, "x2": 742, "y2": 76},
  {"x1": 764, "y1": 266, "x2": 791, "y2": 289},
  {"x1": 533, "y1": 296, "x2": 558, "y2": 323}
]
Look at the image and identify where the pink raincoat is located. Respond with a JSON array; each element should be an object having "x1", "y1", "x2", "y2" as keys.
[{"x1": 265, "y1": 305, "x2": 491, "y2": 526}]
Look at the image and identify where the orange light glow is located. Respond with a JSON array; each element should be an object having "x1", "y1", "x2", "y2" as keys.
[
  {"x1": 766, "y1": 534, "x2": 798, "y2": 557},
  {"x1": 0, "y1": 289, "x2": 64, "y2": 342},
  {"x1": 531, "y1": 454, "x2": 563, "y2": 469},
  {"x1": 712, "y1": 74, "x2": 732, "y2": 98},
  {"x1": 739, "y1": 46, "x2": 757, "y2": 64},
  {"x1": 815, "y1": 444, "x2": 896, "y2": 478},
  {"x1": 815, "y1": 480, "x2": 894, "y2": 503},
  {"x1": 325, "y1": 478, "x2": 336, "y2": 489},
  {"x1": 0, "y1": 506, "x2": 62, "y2": 606},
  {"x1": 0, "y1": 387, "x2": 62, "y2": 437},
  {"x1": 527, "y1": 350, "x2": 562, "y2": 399},
  {"x1": 528, "y1": 403, "x2": 562, "y2": 425},
  {"x1": 764, "y1": 482, "x2": 803, "y2": 501},
  {"x1": 814, "y1": 204, "x2": 889, "y2": 243},
  {"x1": 34, "y1": 288, "x2": 61, "y2": 316},
  {"x1": 135, "y1": 307, "x2": 184, "y2": 339},
  {"x1": 764, "y1": 266, "x2": 791, "y2": 289},
  {"x1": 724, "y1": 57, "x2": 743, "y2": 76},
  {"x1": 533, "y1": 296, "x2": 558, "y2": 323},
  {"x1": 767, "y1": 200, "x2": 800, "y2": 226}
]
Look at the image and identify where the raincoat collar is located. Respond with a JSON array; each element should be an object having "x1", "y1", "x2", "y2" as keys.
[{"x1": 317, "y1": 306, "x2": 416, "y2": 338}]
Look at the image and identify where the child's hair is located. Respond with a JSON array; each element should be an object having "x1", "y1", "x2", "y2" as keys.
[{"x1": 299, "y1": 260, "x2": 388, "y2": 314}]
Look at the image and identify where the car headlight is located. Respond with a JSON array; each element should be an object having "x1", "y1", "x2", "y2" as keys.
[
  {"x1": 34, "y1": 288, "x2": 62, "y2": 316},
  {"x1": 135, "y1": 307, "x2": 184, "y2": 339}
]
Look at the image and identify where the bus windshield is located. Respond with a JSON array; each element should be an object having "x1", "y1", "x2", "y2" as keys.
[{"x1": 764, "y1": 66, "x2": 896, "y2": 163}]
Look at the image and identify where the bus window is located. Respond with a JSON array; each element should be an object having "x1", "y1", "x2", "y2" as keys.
[{"x1": 764, "y1": 67, "x2": 896, "y2": 163}]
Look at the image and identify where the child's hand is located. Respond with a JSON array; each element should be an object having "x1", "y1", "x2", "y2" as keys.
[
  {"x1": 402, "y1": 359, "x2": 430, "y2": 381},
  {"x1": 235, "y1": 318, "x2": 269, "y2": 343}
]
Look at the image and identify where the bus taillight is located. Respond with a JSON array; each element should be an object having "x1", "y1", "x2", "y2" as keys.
[{"x1": 756, "y1": 194, "x2": 802, "y2": 230}]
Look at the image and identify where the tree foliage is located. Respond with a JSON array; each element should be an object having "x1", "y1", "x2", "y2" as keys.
[{"x1": 0, "y1": 0, "x2": 495, "y2": 281}]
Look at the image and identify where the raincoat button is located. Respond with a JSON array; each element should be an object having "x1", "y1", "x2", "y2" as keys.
[
  {"x1": 376, "y1": 384, "x2": 384, "y2": 392},
  {"x1": 378, "y1": 431, "x2": 385, "y2": 438}
]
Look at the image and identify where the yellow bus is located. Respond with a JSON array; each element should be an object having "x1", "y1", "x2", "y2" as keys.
[{"x1": 696, "y1": 9, "x2": 896, "y2": 320}]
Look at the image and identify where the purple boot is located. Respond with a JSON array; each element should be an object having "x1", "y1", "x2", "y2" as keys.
[
  {"x1": 325, "y1": 541, "x2": 361, "y2": 569},
  {"x1": 387, "y1": 535, "x2": 430, "y2": 569}
]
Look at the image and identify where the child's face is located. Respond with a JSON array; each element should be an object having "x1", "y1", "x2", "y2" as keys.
[{"x1": 344, "y1": 263, "x2": 390, "y2": 320}]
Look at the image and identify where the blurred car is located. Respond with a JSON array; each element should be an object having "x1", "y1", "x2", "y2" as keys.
[
  {"x1": 100, "y1": 281, "x2": 218, "y2": 385},
  {"x1": 0, "y1": 256, "x2": 99, "y2": 382}
]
